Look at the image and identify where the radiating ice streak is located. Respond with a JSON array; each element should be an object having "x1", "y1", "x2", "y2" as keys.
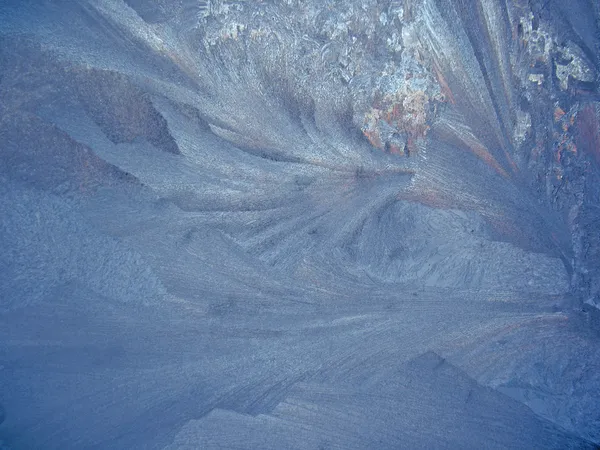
[{"x1": 1, "y1": 1, "x2": 599, "y2": 448}]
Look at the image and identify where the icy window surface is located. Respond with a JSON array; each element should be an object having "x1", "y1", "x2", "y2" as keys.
[{"x1": 1, "y1": 0, "x2": 599, "y2": 448}]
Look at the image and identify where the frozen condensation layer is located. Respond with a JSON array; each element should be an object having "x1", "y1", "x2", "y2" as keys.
[{"x1": 0, "y1": 0, "x2": 599, "y2": 448}]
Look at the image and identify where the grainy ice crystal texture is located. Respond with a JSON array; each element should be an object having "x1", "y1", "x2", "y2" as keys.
[{"x1": 1, "y1": 0, "x2": 600, "y2": 448}]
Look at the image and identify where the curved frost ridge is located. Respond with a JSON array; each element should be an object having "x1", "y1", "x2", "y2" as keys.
[{"x1": 0, "y1": 0, "x2": 599, "y2": 448}]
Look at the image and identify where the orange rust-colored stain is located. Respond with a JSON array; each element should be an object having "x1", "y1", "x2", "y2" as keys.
[
  {"x1": 554, "y1": 106, "x2": 566, "y2": 122},
  {"x1": 398, "y1": 188, "x2": 454, "y2": 209},
  {"x1": 363, "y1": 128, "x2": 384, "y2": 149},
  {"x1": 433, "y1": 63, "x2": 456, "y2": 105},
  {"x1": 469, "y1": 142, "x2": 510, "y2": 178},
  {"x1": 575, "y1": 106, "x2": 600, "y2": 164},
  {"x1": 556, "y1": 146, "x2": 563, "y2": 163},
  {"x1": 388, "y1": 143, "x2": 404, "y2": 155}
]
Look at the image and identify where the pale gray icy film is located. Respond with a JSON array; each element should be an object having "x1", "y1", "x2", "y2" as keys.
[{"x1": 1, "y1": 0, "x2": 600, "y2": 448}]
